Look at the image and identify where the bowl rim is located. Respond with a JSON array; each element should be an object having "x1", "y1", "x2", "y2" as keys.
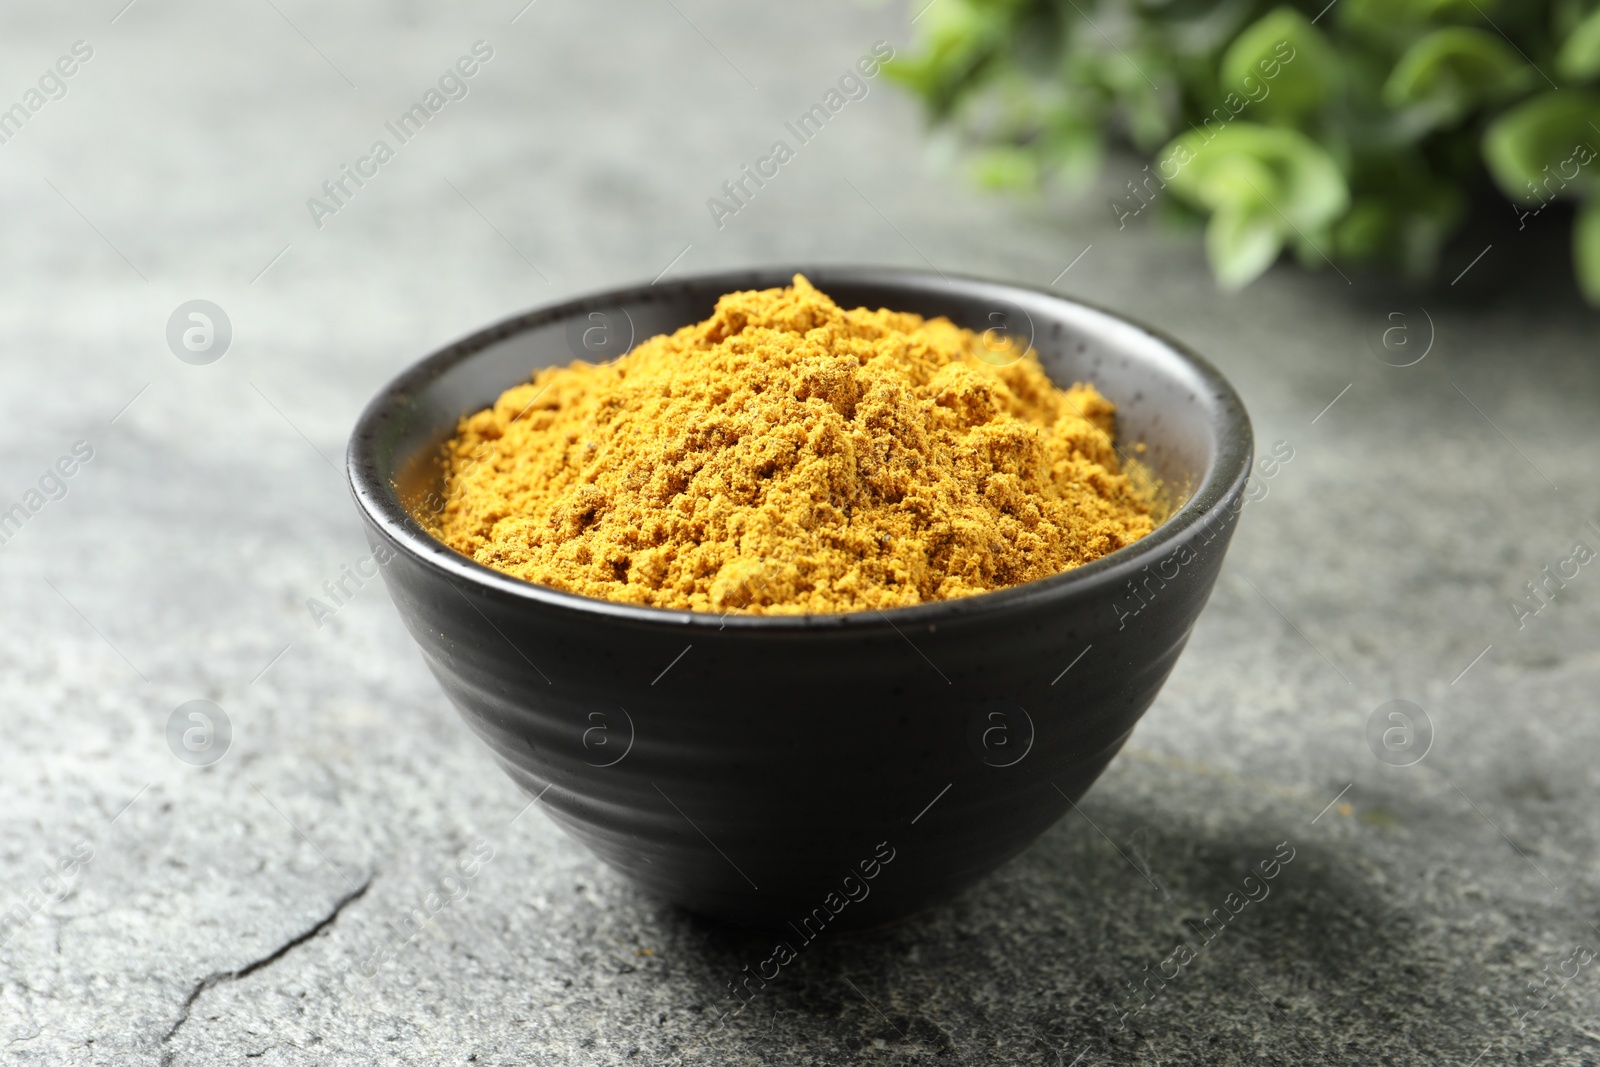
[{"x1": 346, "y1": 265, "x2": 1253, "y2": 631}]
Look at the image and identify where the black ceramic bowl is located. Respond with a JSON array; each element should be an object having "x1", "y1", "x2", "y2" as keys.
[{"x1": 348, "y1": 267, "x2": 1252, "y2": 928}]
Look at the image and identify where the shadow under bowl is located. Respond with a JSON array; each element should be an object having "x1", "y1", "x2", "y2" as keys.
[{"x1": 347, "y1": 266, "x2": 1253, "y2": 928}]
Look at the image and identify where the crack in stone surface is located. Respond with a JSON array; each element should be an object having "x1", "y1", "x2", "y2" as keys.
[{"x1": 158, "y1": 877, "x2": 372, "y2": 1064}]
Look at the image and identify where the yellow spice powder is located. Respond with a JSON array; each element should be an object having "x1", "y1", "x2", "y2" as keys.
[{"x1": 425, "y1": 275, "x2": 1159, "y2": 615}]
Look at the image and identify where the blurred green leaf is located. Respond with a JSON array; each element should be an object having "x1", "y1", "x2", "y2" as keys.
[
  {"x1": 1162, "y1": 123, "x2": 1349, "y2": 230},
  {"x1": 889, "y1": 0, "x2": 1600, "y2": 303},
  {"x1": 1220, "y1": 7, "x2": 1340, "y2": 124},
  {"x1": 1575, "y1": 197, "x2": 1600, "y2": 301},
  {"x1": 1334, "y1": 200, "x2": 1393, "y2": 262},
  {"x1": 970, "y1": 145, "x2": 1042, "y2": 189},
  {"x1": 1557, "y1": 6, "x2": 1600, "y2": 81},
  {"x1": 1384, "y1": 28, "x2": 1534, "y2": 130},
  {"x1": 1334, "y1": 183, "x2": 1464, "y2": 275},
  {"x1": 881, "y1": 0, "x2": 1012, "y2": 114},
  {"x1": 1039, "y1": 116, "x2": 1105, "y2": 190},
  {"x1": 1162, "y1": 123, "x2": 1348, "y2": 288},
  {"x1": 1340, "y1": 0, "x2": 1498, "y2": 44},
  {"x1": 1207, "y1": 201, "x2": 1284, "y2": 289},
  {"x1": 1483, "y1": 90, "x2": 1600, "y2": 203}
]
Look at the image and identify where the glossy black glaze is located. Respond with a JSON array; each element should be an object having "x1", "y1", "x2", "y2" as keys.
[{"x1": 347, "y1": 267, "x2": 1253, "y2": 927}]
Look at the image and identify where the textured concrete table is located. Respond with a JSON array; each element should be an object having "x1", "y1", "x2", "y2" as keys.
[{"x1": 2, "y1": 1, "x2": 1597, "y2": 1064}]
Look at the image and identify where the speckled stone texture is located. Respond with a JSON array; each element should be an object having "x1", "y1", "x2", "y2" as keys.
[{"x1": 0, "y1": 2, "x2": 1596, "y2": 1064}]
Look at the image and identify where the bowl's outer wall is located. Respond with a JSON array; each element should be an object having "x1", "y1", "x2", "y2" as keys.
[{"x1": 350, "y1": 268, "x2": 1253, "y2": 927}]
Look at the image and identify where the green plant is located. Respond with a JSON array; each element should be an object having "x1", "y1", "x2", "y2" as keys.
[{"x1": 887, "y1": 0, "x2": 1600, "y2": 300}]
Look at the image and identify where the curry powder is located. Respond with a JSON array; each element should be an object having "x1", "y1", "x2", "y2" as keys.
[{"x1": 425, "y1": 276, "x2": 1158, "y2": 614}]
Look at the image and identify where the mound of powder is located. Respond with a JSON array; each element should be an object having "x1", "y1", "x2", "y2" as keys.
[{"x1": 424, "y1": 275, "x2": 1159, "y2": 614}]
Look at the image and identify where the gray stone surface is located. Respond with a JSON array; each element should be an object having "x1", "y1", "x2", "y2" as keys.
[{"x1": 1, "y1": 1, "x2": 1597, "y2": 1063}]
